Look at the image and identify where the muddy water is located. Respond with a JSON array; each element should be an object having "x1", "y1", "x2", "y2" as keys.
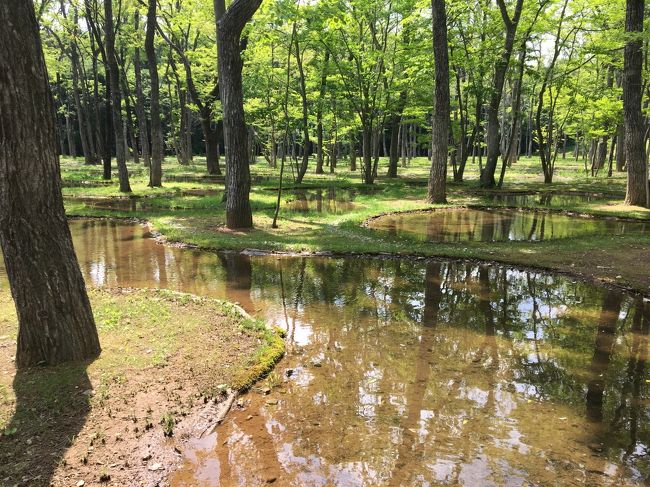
[
  {"x1": 368, "y1": 208, "x2": 649, "y2": 242},
  {"x1": 0, "y1": 220, "x2": 649, "y2": 486}
]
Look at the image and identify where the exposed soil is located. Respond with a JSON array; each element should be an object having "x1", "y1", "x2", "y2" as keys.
[{"x1": 0, "y1": 288, "x2": 281, "y2": 487}]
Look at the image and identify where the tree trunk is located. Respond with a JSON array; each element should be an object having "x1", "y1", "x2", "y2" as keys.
[
  {"x1": 428, "y1": 0, "x2": 449, "y2": 203},
  {"x1": 349, "y1": 132, "x2": 357, "y2": 171},
  {"x1": 146, "y1": 0, "x2": 163, "y2": 187},
  {"x1": 479, "y1": 0, "x2": 523, "y2": 187},
  {"x1": 216, "y1": 0, "x2": 261, "y2": 228},
  {"x1": 294, "y1": 28, "x2": 310, "y2": 184},
  {"x1": 387, "y1": 93, "x2": 406, "y2": 179},
  {"x1": 361, "y1": 122, "x2": 374, "y2": 184},
  {"x1": 623, "y1": 0, "x2": 648, "y2": 207},
  {"x1": 134, "y1": 47, "x2": 151, "y2": 167},
  {"x1": 616, "y1": 123, "x2": 626, "y2": 171},
  {"x1": 0, "y1": 0, "x2": 100, "y2": 367},
  {"x1": 104, "y1": 0, "x2": 131, "y2": 192},
  {"x1": 315, "y1": 51, "x2": 329, "y2": 174},
  {"x1": 201, "y1": 113, "x2": 221, "y2": 175}
]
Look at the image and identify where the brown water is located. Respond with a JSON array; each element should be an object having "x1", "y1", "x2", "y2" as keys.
[
  {"x1": 0, "y1": 220, "x2": 648, "y2": 486},
  {"x1": 368, "y1": 208, "x2": 649, "y2": 242}
]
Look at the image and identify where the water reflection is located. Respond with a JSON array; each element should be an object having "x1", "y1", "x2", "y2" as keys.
[
  {"x1": 480, "y1": 192, "x2": 603, "y2": 207},
  {"x1": 283, "y1": 189, "x2": 358, "y2": 214},
  {"x1": 1, "y1": 220, "x2": 648, "y2": 485},
  {"x1": 368, "y1": 208, "x2": 649, "y2": 242}
]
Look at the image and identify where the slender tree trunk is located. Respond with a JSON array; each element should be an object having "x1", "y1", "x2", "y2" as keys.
[
  {"x1": 146, "y1": 0, "x2": 163, "y2": 186},
  {"x1": 480, "y1": 0, "x2": 524, "y2": 187},
  {"x1": 315, "y1": 51, "x2": 329, "y2": 174},
  {"x1": 387, "y1": 92, "x2": 407, "y2": 178},
  {"x1": 0, "y1": 0, "x2": 100, "y2": 367},
  {"x1": 616, "y1": 123, "x2": 626, "y2": 171},
  {"x1": 104, "y1": 0, "x2": 131, "y2": 192},
  {"x1": 134, "y1": 46, "x2": 151, "y2": 167},
  {"x1": 361, "y1": 121, "x2": 374, "y2": 184},
  {"x1": 624, "y1": 0, "x2": 648, "y2": 207},
  {"x1": 293, "y1": 27, "x2": 310, "y2": 184},
  {"x1": 349, "y1": 132, "x2": 357, "y2": 171},
  {"x1": 428, "y1": 0, "x2": 449, "y2": 203},
  {"x1": 216, "y1": 0, "x2": 262, "y2": 228}
]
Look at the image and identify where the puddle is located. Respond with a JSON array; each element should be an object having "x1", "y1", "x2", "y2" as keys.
[
  {"x1": 367, "y1": 208, "x2": 649, "y2": 242},
  {"x1": 0, "y1": 220, "x2": 648, "y2": 485},
  {"x1": 66, "y1": 198, "x2": 153, "y2": 212},
  {"x1": 66, "y1": 191, "x2": 221, "y2": 212},
  {"x1": 478, "y1": 192, "x2": 611, "y2": 207},
  {"x1": 283, "y1": 189, "x2": 358, "y2": 214}
]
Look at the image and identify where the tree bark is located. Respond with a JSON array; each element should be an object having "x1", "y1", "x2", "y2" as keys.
[
  {"x1": 428, "y1": 0, "x2": 449, "y2": 203},
  {"x1": 146, "y1": 0, "x2": 163, "y2": 187},
  {"x1": 294, "y1": 27, "x2": 310, "y2": 184},
  {"x1": 623, "y1": 0, "x2": 648, "y2": 207},
  {"x1": 104, "y1": 0, "x2": 131, "y2": 192},
  {"x1": 134, "y1": 42, "x2": 151, "y2": 167},
  {"x1": 0, "y1": 0, "x2": 100, "y2": 367},
  {"x1": 479, "y1": 0, "x2": 523, "y2": 187},
  {"x1": 315, "y1": 51, "x2": 330, "y2": 174},
  {"x1": 217, "y1": 0, "x2": 261, "y2": 228}
]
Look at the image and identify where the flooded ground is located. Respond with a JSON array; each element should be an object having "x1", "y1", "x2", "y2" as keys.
[
  {"x1": 283, "y1": 189, "x2": 358, "y2": 213},
  {"x1": 478, "y1": 192, "x2": 606, "y2": 207},
  {"x1": 0, "y1": 220, "x2": 648, "y2": 486},
  {"x1": 368, "y1": 208, "x2": 650, "y2": 242}
]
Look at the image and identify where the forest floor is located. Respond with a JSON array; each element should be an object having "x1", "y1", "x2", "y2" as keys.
[
  {"x1": 0, "y1": 288, "x2": 284, "y2": 486},
  {"x1": 60, "y1": 155, "x2": 650, "y2": 297}
]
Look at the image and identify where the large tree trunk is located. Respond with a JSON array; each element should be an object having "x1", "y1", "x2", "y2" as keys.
[
  {"x1": 216, "y1": 0, "x2": 261, "y2": 228},
  {"x1": 104, "y1": 0, "x2": 131, "y2": 192},
  {"x1": 0, "y1": 0, "x2": 100, "y2": 367},
  {"x1": 146, "y1": 0, "x2": 163, "y2": 187},
  {"x1": 623, "y1": 0, "x2": 648, "y2": 207},
  {"x1": 479, "y1": 0, "x2": 523, "y2": 187},
  {"x1": 428, "y1": 0, "x2": 449, "y2": 203}
]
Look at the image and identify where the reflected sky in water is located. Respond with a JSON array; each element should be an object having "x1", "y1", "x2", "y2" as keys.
[
  {"x1": 0, "y1": 220, "x2": 648, "y2": 485},
  {"x1": 368, "y1": 208, "x2": 649, "y2": 242}
]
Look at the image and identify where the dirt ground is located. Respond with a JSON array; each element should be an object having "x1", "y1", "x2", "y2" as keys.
[{"x1": 0, "y1": 288, "x2": 282, "y2": 486}]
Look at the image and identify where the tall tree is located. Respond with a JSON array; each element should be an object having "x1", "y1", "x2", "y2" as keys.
[
  {"x1": 623, "y1": 0, "x2": 648, "y2": 207},
  {"x1": 479, "y1": 0, "x2": 524, "y2": 187},
  {"x1": 0, "y1": 0, "x2": 100, "y2": 367},
  {"x1": 428, "y1": 0, "x2": 450, "y2": 203},
  {"x1": 104, "y1": 0, "x2": 132, "y2": 192},
  {"x1": 146, "y1": 0, "x2": 164, "y2": 187},
  {"x1": 216, "y1": 0, "x2": 262, "y2": 229}
]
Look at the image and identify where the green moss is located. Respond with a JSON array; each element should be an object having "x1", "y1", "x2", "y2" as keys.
[{"x1": 231, "y1": 326, "x2": 286, "y2": 392}]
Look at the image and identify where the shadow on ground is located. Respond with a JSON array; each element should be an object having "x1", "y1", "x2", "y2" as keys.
[{"x1": 0, "y1": 362, "x2": 94, "y2": 486}]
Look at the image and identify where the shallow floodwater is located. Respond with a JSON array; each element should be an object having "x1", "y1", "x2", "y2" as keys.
[
  {"x1": 0, "y1": 220, "x2": 648, "y2": 486},
  {"x1": 480, "y1": 192, "x2": 603, "y2": 207},
  {"x1": 368, "y1": 208, "x2": 649, "y2": 242},
  {"x1": 283, "y1": 189, "x2": 358, "y2": 213}
]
